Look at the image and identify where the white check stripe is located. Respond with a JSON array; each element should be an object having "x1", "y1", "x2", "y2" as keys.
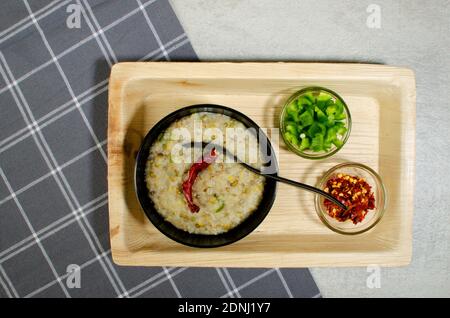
[
  {"x1": 119, "y1": 270, "x2": 170, "y2": 298},
  {"x1": 0, "y1": 272, "x2": 12, "y2": 298},
  {"x1": 220, "y1": 269, "x2": 276, "y2": 298},
  {"x1": 150, "y1": 36, "x2": 190, "y2": 61},
  {"x1": 0, "y1": 264, "x2": 16, "y2": 298},
  {"x1": 24, "y1": 250, "x2": 112, "y2": 298},
  {"x1": 312, "y1": 292, "x2": 322, "y2": 298},
  {"x1": 223, "y1": 268, "x2": 241, "y2": 298},
  {"x1": 130, "y1": 267, "x2": 187, "y2": 298},
  {"x1": 216, "y1": 268, "x2": 235, "y2": 298},
  {"x1": 0, "y1": 139, "x2": 106, "y2": 206},
  {"x1": 75, "y1": 0, "x2": 114, "y2": 67},
  {"x1": 0, "y1": 44, "x2": 120, "y2": 297},
  {"x1": 0, "y1": 1, "x2": 156, "y2": 98},
  {"x1": 22, "y1": 1, "x2": 108, "y2": 163},
  {"x1": 137, "y1": 0, "x2": 170, "y2": 61},
  {"x1": 22, "y1": 1, "x2": 129, "y2": 297},
  {"x1": 80, "y1": 0, "x2": 118, "y2": 64},
  {"x1": 1, "y1": 75, "x2": 108, "y2": 146},
  {"x1": 0, "y1": 84, "x2": 108, "y2": 154},
  {"x1": 0, "y1": 168, "x2": 71, "y2": 298},
  {"x1": 275, "y1": 268, "x2": 294, "y2": 298},
  {"x1": 100, "y1": 0, "x2": 159, "y2": 32},
  {"x1": 0, "y1": 0, "x2": 71, "y2": 45},
  {"x1": 119, "y1": 267, "x2": 188, "y2": 298},
  {"x1": 0, "y1": 32, "x2": 187, "y2": 154},
  {"x1": 0, "y1": 33, "x2": 97, "y2": 97},
  {"x1": 48, "y1": 0, "x2": 155, "y2": 293},
  {"x1": 0, "y1": 0, "x2": 59, "y2": 38},
  {"x1": 0, "y1": 194, "x2": 108, "y2": 264},
  {"x1": 0, "y1": 0, "x2": 160, "y2": 83},
  {"x1": 163, "y1": 267, "x2": 182, "y2": 298}
]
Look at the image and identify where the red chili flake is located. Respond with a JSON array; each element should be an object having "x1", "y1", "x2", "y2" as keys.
[
  {"x1": 182, "y1": 148, "x2": 218, "y2": 213},
  {"x1": 323, "y1": 173, "x2": 375, "y2": 224}
]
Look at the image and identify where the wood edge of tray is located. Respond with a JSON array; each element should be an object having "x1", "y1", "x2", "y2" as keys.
[
  {"x1": 107, "y1": 61, "x2": 415, "y2": 80},
  {"x1": 109, "y1": 249, "x2": 413, "y2": 268}
]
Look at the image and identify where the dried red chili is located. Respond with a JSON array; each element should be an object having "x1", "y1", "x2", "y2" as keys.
[
  {"x1": 182, "y1": 148, "x2": 218, "y2": 213},
  {"x1": 323, "y1": 173, "x2": 375, "y2": 224}
]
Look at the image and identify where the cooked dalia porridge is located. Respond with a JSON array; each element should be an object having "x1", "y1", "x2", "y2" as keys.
[{"x1": 145, "y1": 112, "x2": 265, "y2": 235}]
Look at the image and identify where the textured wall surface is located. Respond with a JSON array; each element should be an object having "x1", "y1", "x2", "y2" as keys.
[{"x1": 170, "y1": 0, "x2": 450, "y2": 297}]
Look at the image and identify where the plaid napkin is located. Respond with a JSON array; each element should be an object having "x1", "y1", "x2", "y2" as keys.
[{"x1": 0, "y1": 0, "x2": 320, "y2": 298}]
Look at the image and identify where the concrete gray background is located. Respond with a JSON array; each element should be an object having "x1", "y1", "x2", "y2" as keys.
[{"x1": 169, "y1": 0, "x2": 450, "y2": 297}]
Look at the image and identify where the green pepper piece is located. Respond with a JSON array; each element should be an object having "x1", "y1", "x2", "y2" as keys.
[
  {"x1": 285, "y1": 123, "x2": 298, "y2": 136},
  {"x1": 335, "y1": 99, "x2": 344, "y2": 114},
  {"x1": 323, "y1": 140, "x2": 332, "y2": 151},
  {"x1": 305, "y1": 104, "x2": 315, "y2": 117},
  {"x1": 332, "y1": 139, "x2": 343, "y2": 148},
  {"x1": 334, "y1": 112, "x2": 347, "y2": 120},
  {"x1": 335, "y1": 121, "x2": 345, "y2": 128},
  {"x1": 325, "y1": 126, "x2": 337, "y2": 143},
  {"x1": 285, "y1": 120, "x2": 297, "y2": 127},
  {"x1": 286, "y1": 101, "x2": 298, "y2": 113},
  {"x1": 326, "y1": 103, "x2": 338, "y2": 116},
  {"x1": 317, "y1": 93, "x2": 331, "y2": 102},
  {"x1": 284, "y1": 132, "x2": 299, "y2": 146},
  {"x1": 286, "y1": 101, "x2": 299, "y2": 121},
  {"x1": 291, "y1": 133, "x2": 300, "y2": 146},
  {"x1": 311, "y1": 134, "x2": 324, "y2": 152},
  {"x1": 316, "y1": 93, "x2": 332, "y2": 111},
  {"x1": 299, "y1": 136, "x2": 310, "y2": 151},
  {"x1": 284, "y1": 131, "x2": 294, "y2": 143},
  {"x1": 299, "y1": 110, "x2": 314, "y2": 127},
  {"x1": 337, "y1": 125, "x2": 347, "y2": 136},
  {"x1": 333, "y1": 99, "x2": 347, "y2": 119},
  {"x1": 215, "y1": 200, "x2": 225, "y2": 212},
  {"x1": 334, "y1": 121, "x2": 347, "y2": 134},
  {"x1": 285, "y1": 110, "x2": 298, "y2": 122},
  {"x1": 307, "y1": 123, "x2": 322, "y2": 138},
  {"x1": 296, "y1": 99, "x2": 304, "y2": 113},
  {"x1": 326, "y1": 114, "x2": 335, "y2": 127},
  {"x1": 315, "y1": 106, "x2": 327, "y2": 123},
  {"x1": 317, "y1": 122, "x2": 327, "y2": 135},
  {"x1": 301, "y1": 94, "x2": 314, "y2": 105}
]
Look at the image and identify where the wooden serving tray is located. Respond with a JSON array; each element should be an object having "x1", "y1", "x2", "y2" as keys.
[{"x1": 108, "y1": 62, "x2": 415, "y2": 267}]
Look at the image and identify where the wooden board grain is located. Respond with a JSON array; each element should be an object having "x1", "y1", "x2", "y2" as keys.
[{"x1": 108, "y1": 62, "x2": 415, "y2": 267}]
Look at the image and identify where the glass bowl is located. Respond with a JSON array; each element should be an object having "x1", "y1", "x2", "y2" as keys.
[
  {"x1": 280, "y1": 86, "x2": 352, "y2": 160},
  {"x1": 314, "y1": 162, "x2": 387, "y2": 235}
]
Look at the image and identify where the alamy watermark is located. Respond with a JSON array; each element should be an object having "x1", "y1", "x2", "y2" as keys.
[
  {"x1": 155, "y1": 122, "x2": 279, "y2": 175},
  {"x1": 66, "y1": 4, "x2": 82, "y2": 29},
  {"x1": 366, "y1": 4, "x2": 382, "y2": 29},
  {"x1": 66, "y1": 264, "x2": 81, "y2": 289},
  {"x1": 366, "y1": 265, "x2": 381, "y2": 289}
]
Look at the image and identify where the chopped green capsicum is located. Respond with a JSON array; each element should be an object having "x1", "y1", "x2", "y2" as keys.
[{"x1": 282, "y1": 90, "x2": 348, "y2": 153}]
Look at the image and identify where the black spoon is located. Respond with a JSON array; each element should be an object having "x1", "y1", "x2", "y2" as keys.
[{"x1": 182, "y1": 142, "x2": 347, "y2": 211}]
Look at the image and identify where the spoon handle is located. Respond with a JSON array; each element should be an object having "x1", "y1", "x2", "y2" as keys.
[
  {"x1": 183, "y1": 142, "x2": 347, "y2": 211},
  {"x1": 240, "y1": 162, "x2": 347, "y2": 210}
]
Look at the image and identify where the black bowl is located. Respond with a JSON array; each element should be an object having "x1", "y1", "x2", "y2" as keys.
[{"x1": 135, "y1": 104, "x2": 278, "y2": 248}]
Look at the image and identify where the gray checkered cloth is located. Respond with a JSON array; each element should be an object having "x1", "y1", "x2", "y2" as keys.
[{"x1": 0, "y1": 0, "x2": 320, "y2": 298}]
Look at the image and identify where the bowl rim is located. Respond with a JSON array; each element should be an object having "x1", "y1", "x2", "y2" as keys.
[
  {"x1": 134, "y1": 104, "x2": 279, "y2": 248},
  {"x1": 279, "y1": 86, "x2": 352, "y2": 160},
  {"x1": 314, "y1": 162, "x2": 387, "y2": 235}
]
